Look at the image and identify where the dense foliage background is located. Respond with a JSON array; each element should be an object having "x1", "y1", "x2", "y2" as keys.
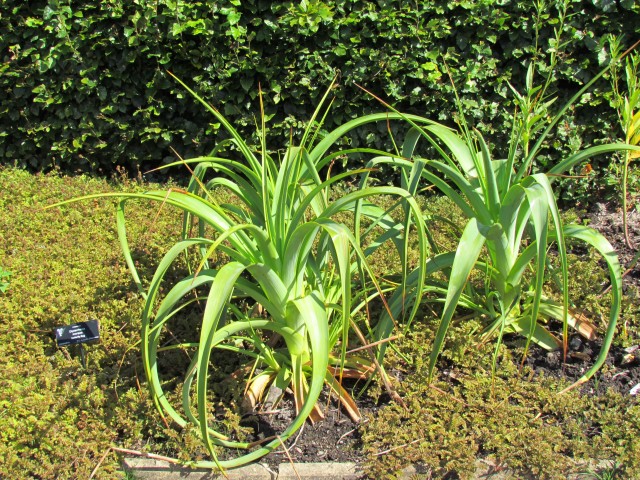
[{"x1": 1, "y1": 0, "x2": 638, "y2": 198}]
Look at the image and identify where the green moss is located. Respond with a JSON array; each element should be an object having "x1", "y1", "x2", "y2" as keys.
[
  {"x1": 0, "y1": 167, "x2": 185, "y2": 478},
  {"x1": 361, "y1": 322, "x2": 640, "y2": 479}
]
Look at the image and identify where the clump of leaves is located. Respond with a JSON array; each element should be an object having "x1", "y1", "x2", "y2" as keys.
[
  {"x1": 283, "y1": 0, "x2": 334, "y2": 34},
  {"x1": 50, "y1": 77, "x2": 431, "y2": 469},
  {"x1": 362, "y1": 46, "x2": 640, "y2": 390}
]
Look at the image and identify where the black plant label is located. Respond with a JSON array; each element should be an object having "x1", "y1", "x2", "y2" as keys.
[{"x1": 55, "y1": 320, "x2": 100, "y2": 347}]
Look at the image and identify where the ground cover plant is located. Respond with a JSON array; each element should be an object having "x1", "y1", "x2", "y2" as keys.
[
  {"x1": 361, "y1": 316, "x2": 640, "y2": 479},
  {"x1": 1, "y1": 167, "x2": 640, "y2": 478},
  {"x1": 0, "y1": 168, "x2": 185, "y2": 478}
]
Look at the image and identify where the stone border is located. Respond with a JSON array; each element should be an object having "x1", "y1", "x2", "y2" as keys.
[
  {"x1": 122, "y1": 458, "x2": 358, "y2": 479},
  {"x1": 123, "y1": 457, "x2": 607, "y2": 479}
]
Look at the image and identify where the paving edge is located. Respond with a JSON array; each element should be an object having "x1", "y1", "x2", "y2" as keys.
[
  {"x1": 123, "y1": 457, "x2": 612, "y2": 479},
  {"x1": 122, "y1": 458, "x2": 357, "y2": 479}
]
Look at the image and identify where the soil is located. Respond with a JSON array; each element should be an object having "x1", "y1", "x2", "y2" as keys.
[
  {"x1": 522, "y1": 201, "x2": 640, "y2": 396},
  {"x1": 586, "y1": 201, "x2": 640, "y2": 291},
  {"x1": 245, "y1": 392, "x2": 374, "y2": 466},
  {"x1": 523, "y1": 338, "x2": 640, "y2": 396},
  {"x1": 234, "y1": 202, "x2": 640, "y2": 468}
]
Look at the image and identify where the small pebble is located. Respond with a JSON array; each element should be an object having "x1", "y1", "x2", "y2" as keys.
[
  {"x1": 569, "y1": 336, "x2": 582, "y2": 351},
  {"x1": 546, "y1": 350, "x2": 560, "y2": 363}
]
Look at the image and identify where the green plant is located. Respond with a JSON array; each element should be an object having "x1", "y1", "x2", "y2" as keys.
[
  {"x1": 0, "y1": 167, "x2": 171, "y2": 479},
  {"x1": 583, "y1": 461, "x2": 625, "y2": 480},
  {"x1": 0, "y1": 267, "x2": 11, "y2": 293},
  {"x1": 2, "y1": 0, "x2": 638, "y2": 192},
  {"x1": 282, "y1": 0, "x2": 334, "y2": 35},
  {"x1": 49, "y1": 78, "x2": 429, "y2": 469},
  {"x1": 5, "y1": 167, "x2": 640, "y2": 478},
  {"x1": 363, "y1": 57, "x2": 639, "y2": 391},
  {"x1": 609, "y1": 37, "x2": 640, "y2": 249}
]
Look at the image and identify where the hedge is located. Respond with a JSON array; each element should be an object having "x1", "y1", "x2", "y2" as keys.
[{"x1": 0, "y1": 0, "x2": 638, "y2": 195}]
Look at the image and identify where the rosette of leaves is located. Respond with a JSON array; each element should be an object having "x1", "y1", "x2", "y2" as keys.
[
  {"x1": 51, "y1": 76, "x2": 429, "y2": 469},
  {"x1": 362, "y1": 62, "x2": 640, "y2": 392}
]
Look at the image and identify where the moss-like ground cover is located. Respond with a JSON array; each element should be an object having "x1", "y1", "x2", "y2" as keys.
[
  {"x1": 0, "y1": 166, "x2": 638, "y2": 479},
  {"x1": 362, "y1": 323, "x2": 640, "y2": 479},
  {"x1": 0, "y1": 168, "x2": 186, "y2": 478}
]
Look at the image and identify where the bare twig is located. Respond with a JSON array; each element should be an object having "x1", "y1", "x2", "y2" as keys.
[
  {"x1": 336, "y1": 427, "x2": 357, "y2": 445},
  {"x1": 276, "y1": 436, "x2": 301, "y2": 480},
  {"x1": 600, "y1": 249, "x2": 640, "y2": 296},
  {"x1": 289, "y1": 422, "x2": 305, "y2": 451},
  {"x1": 349, "y1": 319, "x2": 408, "y2": 411},
  {"x1": 337, "y1": 419, "x2": 368, "y2": 445},
  {"x1": 346, "y1": 335, "x2": 400, "y2": 354},
  {"x1": 89, "y1": 447, "x2": 113, "y2": 479},
  {"x1": 110, "y1": 446, "x2": 182, "y2": 464},
  {"x1": 274, "y1": 423, "x2": 305, "y2": 455},
  {"x1": 375, "y1": 437, "x2": 423, "y2": 456},
  {"x1": 246, "y1": 435, "x2": 278, "y2": 449},
  {"x1": 429, "y1": 384, "x2": 467, "y2": 406},
  {"x1": 620, "y1": 38, "x2": 640, "y2": 60}
]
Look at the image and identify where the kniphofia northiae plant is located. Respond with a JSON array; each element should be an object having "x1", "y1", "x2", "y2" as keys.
[
  {"x1": 359, "y1": 62, "x2": 640, "y2": 393},
  {"x1": 48, "y1": 76, "x2": 431, "y2": 469}
]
